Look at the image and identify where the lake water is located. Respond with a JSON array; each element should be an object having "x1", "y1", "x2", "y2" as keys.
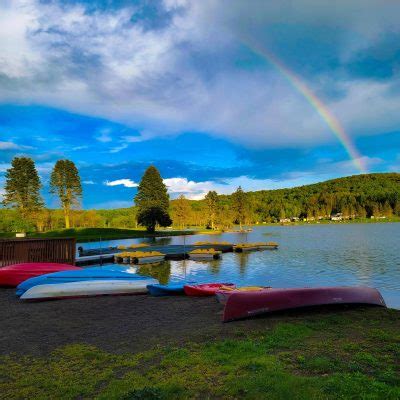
[{"x1": 82, "y1": 223, "x2": 400, "y2": 309}]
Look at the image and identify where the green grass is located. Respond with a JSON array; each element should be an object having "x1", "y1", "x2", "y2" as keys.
[
  {"x1": 0, "y1": 228, "x2": 195, "y2": 242},
  {"x1": 1, "y1": 308, "x2": 399, "y2": 399}
]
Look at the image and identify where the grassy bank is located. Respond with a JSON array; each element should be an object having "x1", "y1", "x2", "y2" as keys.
[
  {"x1": 0, "y1": 228, "x2": 195, "y2": 242},
  {"x1": 1, "y1": 307, "x2": 398, "y2": 399}
]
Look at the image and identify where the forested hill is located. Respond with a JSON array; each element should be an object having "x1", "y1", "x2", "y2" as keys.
[{"x1": 216, "y1": 173, "x2": 400, "y2": 222}]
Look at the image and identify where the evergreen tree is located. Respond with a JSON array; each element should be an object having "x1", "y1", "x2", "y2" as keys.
[
  {"x1": 205, "y1": 190, "x2": 218, "y2": 229},
  {"x1": 3, "y1": 157, "x2": 43, "y2": 217},
  {"x1": 50, "y1": 159, "x2": 82, "y2": 229},
  {"x1": 232, "y1": 186, "x2": 247, "y2": 230},
  {"x1": 135, "y1": 166, "x2": 172, "y2": 232}
]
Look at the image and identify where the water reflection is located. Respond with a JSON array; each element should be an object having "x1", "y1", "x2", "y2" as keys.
[
  {"x1": 137, "y1": 262, "x2": 171, "y2": 285},
  {"x1": 237, "y1": 252, "x2": 249, "y2": 275},
  {"x1": 86, "y1": 223, "x2": 400, "y2": 308}
]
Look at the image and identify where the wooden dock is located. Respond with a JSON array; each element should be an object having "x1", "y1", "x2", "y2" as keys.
[
  {"x1": 76, "y1": 243, "x2": 278, "y2": 266},
  {"x1": 76, "y1": 244, "x2": 233, "y2": 265}
]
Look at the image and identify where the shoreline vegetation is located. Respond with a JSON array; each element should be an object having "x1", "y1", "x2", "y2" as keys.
[
  {"x1": 1, "y1": 171, "x2": 399, "y2": 237},
  {"x1": 0, "y1": 218, "x2": 399, "y2": 242}
]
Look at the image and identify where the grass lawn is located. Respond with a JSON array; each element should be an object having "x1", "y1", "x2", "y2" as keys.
[
  {"x1": 1, "y1": 307, "x2": 399, "y2": 399},
  {"x1": 0, "y1": 228, "x2": 195, "y2": 242}
]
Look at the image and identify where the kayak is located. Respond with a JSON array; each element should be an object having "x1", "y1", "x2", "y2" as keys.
[
  {"x1": 147, "y1": 282, "x2": 196, "y2": 296},
  {"x1": 216, "y1": 286, "x2": 271, "y2": 304},
  {"x1": 222, "y1": 286, "x2": 387, "y2": 322},
  {"x1": 20, "y1": 278, "x2": 159, "y2": 301},
  {"x1": 16, "y1": 268, "x2": 152, "y2": 296},
  {"x1": 0, "y1": 263, "x2": 81, "y2": 287},
  {"x1": 184, "y1": 283, "x2": 236, "y2": 296}
]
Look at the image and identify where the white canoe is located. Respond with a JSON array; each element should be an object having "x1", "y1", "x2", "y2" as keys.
[{"x1": 20, "y1": 278, "x2": 159, "y2": 301}]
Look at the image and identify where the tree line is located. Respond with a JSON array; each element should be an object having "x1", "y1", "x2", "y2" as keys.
[{"x1": 1, "y1": 156, "x2": 399, "y2": 233}]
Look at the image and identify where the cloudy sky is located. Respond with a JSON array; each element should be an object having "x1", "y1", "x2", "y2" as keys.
[{"x1": 0, "y1": 0, "x2": 399, "y2": 208}]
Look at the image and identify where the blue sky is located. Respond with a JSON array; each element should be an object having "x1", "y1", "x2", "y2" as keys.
[{"x1": 0, "y1": 0, "x2": 399, "y2": 208}]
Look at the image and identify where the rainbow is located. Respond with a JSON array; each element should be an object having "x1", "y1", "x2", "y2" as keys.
[{"x1": 243, "y1": 40, "x2": 367, "y2": 173}]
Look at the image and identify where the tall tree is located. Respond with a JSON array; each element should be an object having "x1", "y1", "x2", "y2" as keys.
[
  {"x1": 3, "y1": 157, "x2": 43, "y2": 216},
  {"x1": 50, "y1": 159, "x2": 82, "y2": 229},
  {"x1": 232, "y1": 186, "x2": 247, "y2": 230},
  {"x1": 173, "y1": 194, "x2": 191, "y2": 228},
  {"x1": 135, "y1": 166, "x2": 172, "y2": 232},
  {"x1": 205, "y1": 190, "x2": 218, "y2": 230}
]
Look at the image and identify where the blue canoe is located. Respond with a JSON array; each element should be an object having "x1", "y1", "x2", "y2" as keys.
[
  {"x1": 16, "y1": 267, "x2": 151, "y2": 296},
  {"x1": 147, "y1": 282, "x2": 196, "y2": 296}
]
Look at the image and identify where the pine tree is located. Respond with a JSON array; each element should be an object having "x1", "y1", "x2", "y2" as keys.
[
  {"x1": 232, "y1": 186, "x2": 247, "y2": 230},
  {"x1": 3, "y1": 157, "x2": 43, "y2": 217},
  {"x1": 50, "y1": 159, "x2": 82, "y2": 229},
  {"x1": 135, "y1": 166, "x2": 172, "y2": 232},
  {"x1": 205, "y1": 190, "x2": 218, "y2": 229}
]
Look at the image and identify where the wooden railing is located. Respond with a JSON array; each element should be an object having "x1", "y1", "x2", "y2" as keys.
[{"x1": 0, "y1": 238, "x2": 76, "y2": 267}]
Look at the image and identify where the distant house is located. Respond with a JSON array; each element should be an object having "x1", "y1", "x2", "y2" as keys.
[
  {"x1": 279, "y1": 218, "x2": 291, "y2": 223},
  {"x1": 331, "y1": 213, "x2": 343, "y2": 221},
  {"x1": 291, "y1": 217, "x2": 300, "y2": 222}
]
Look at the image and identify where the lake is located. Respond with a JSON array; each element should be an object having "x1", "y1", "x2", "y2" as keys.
[{"x1": 82, "y1": 223, "x2": 400, "y2": 309}]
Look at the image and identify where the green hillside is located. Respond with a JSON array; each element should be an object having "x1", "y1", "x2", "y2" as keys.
[{"x1": 217, "y1": 173, "x2": 400, "y2": 222}]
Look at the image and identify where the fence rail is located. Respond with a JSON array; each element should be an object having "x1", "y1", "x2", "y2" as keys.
[{"x1": 0, "y1": 238, "x2": 76, "y2": 267}]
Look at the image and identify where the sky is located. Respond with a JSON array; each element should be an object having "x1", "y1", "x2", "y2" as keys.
[{"x1": 0, "y1": 0, "x2": 399, "y2": 209}]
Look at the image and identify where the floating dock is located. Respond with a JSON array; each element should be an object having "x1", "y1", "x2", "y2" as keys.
[{"x1": 76, "y1": 243, "x2": 278, "y2": 266}]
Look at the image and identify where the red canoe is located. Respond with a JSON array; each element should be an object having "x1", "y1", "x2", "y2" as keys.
[
  {"x1": 223, "y1": 286, "x2": 386, "y2": 322},
  {"x1": 0, "y1": 263, "x2": 81, "y2": 287},
  {"x1": 184, "y1": 283, "x2": 236, "y2": 296}
]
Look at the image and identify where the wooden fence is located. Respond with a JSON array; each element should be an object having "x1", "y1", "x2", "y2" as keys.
[{"x1": 0, "y1": 238, "x2": 76, "y2": 267}]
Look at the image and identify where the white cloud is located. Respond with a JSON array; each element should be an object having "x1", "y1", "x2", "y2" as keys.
[
  {"x1": 0, "y1": 141, "x2": 33, "y2": 150},
  {"x1": 0, "y1": 0, "x2": 399, "y2": 151},
  {"x1": 72, "y1": 145, "x2": 89, "y2": 151},
  {"x1": 83, "y1": 180, "x2": 95, "y2": 185},
  {"x1": 109, "y1": 143, "x2": 128, "y2": 153},
  {"x1": 105, "y1": 179, "x2": 138, "y2": 188},
  {"x1": 164, "y1": 175, "x2": 333, "y2": 200},
  {"x1": 0, "y1": 163, "x2": 11, "y2": 172},
  {"x1": 95, "y1": 129, "x2": 113, "y2": 143}
]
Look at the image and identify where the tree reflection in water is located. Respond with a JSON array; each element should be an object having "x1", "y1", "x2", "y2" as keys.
[{"x1": 137, "y1": 261, "x2": 171, "y2": 284}]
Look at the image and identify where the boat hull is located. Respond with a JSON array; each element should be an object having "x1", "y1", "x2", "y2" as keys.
[
  {"x1": 184, "y1": 283, "x2": 235, "y2": 296},
  {"x1": 0, "y1": 263, "x2": 81, "y2": 287},
  {"x1": 20, "y1": 278, "x2": 159, "y2": 301},
  {"x1": 147, "y1": 282, "x2": 196, "y2": 296},
  {"x1": 223, "y1": 286, "x2": 386, "y2": 322},
  {"x1": 16, "y1": 268, "x2": 151, "y2": 296},
  {"x1": 216, "y1": 287, "x2": 271, "y2": 304}
]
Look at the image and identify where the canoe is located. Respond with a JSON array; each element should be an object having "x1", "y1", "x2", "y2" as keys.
[
  {"x1": 184, "y1": 283, "x2": 236, "y2": 296},
  {"x1": 222, "y1": 286, "x2": 386, "y2": 322},
  {"x1": 16, "y1": 268, "x2": 152, "y2": 296},
  {"x1": 216, "y1": 286, "x2": 271, "y2": 304},
  {"x1": 0, "y1": 263, "x2": 81, "y2": 287},
  {"x1": 20, "y1": 278, "x2": 159, "y2": 301}
]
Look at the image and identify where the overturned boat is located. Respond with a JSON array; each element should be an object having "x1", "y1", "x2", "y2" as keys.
[
  {"x1": 222, "y1": 286, "x2": 386, "y2": 322},
  {"x1": 0, "y1": 263, "x2": 81, "y2": 287},
  {"x1": 16, "y1": 267, "x2": 152, "y2": 296},
  {"x1": 20, "y1": 278, "x2": 159, "y2": 301}
]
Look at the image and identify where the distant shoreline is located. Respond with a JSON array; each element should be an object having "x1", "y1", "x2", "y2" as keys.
[{"x1": 0, "y1": 218, "x2": 398, "y2": 242}]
